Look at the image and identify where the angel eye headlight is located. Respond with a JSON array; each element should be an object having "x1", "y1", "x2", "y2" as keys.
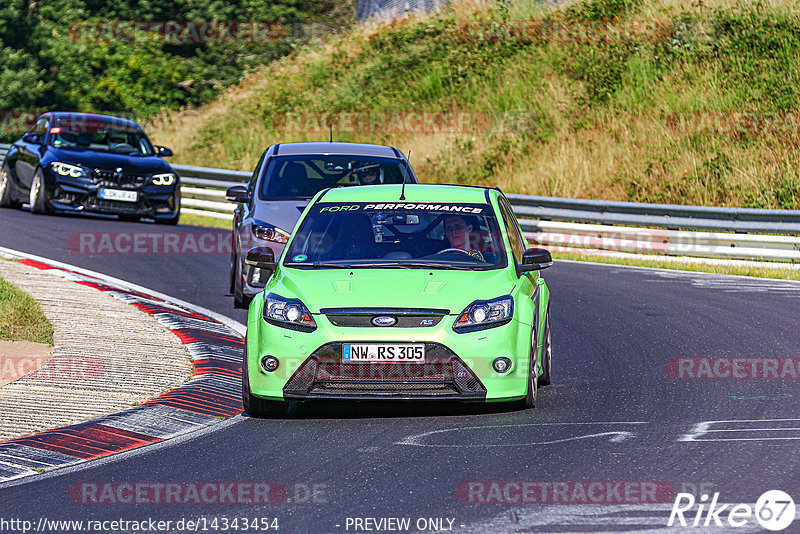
[
  {"x1": 151, "y1": 173, "x2": 176, "y2": 186},
  {"x1": 51, "y1": 162, "x2": 86, "y2": 178},
  {"x1": 453, "y1": 296, "x2": 513, "y2": 333}
]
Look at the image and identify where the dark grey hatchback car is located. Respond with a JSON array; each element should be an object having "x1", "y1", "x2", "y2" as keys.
[{"x1": 226, "y1": 142, "x2": 418, "y2": 308}]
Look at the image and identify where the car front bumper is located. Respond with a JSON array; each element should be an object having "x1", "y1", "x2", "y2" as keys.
[
  {"x1": 246, "y1": 296, "x2": 534, "y2": 403},
  {"x1": 45, "y1": 171, "x2": 180, "y2": 219}
]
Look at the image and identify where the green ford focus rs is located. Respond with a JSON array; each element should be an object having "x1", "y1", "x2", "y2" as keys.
[{"x1": 242, "y1": 183, "x2": 552, "y2": 416}]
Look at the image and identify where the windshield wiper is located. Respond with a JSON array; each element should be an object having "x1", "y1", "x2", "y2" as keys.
[
  {"x1": 288, "y1": 261, "x2": 483, "y2": 270},
  {"x1": 347, "y1": 261, "x2": 480, "y2": 270},
  {"x1": 311, "y1": 261, "x2": 354, "y2": 269}
]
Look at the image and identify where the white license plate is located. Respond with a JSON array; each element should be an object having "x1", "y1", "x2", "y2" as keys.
[
  {"x1": 342, "y1": 343, "x2": 425, "y2": 363},
  {"x1": 99, "y1": 188, "x2": 138, "y2": 202}
]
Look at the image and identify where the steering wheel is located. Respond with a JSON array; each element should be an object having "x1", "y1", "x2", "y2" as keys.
[
  {"x1": 432, "y1": 248, "x2": 474, "y2": 257},
  {"x1": 111, "y1": 143, "x2": 136, "y2": 154}
]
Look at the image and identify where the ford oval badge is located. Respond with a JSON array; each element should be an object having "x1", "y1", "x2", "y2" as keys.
[{"x1": 372, "y1": 316, "x2": 397, "y2": 327}]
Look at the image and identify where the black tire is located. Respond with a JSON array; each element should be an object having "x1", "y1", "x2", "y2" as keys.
[
  {"x1": 539, "y1": 308, "x2": 552, "y2": 386},
  {"x1": 524, "y1": 337, "x2": 538, "y2": 409},
  {"x1": 29, "y1": 168, "x2": 51, "y2": 214},
  {"x1": 233, "y1": 258, "x2": 252, "y2": 309},
  {"x1": 229, "y1": 248, "x2": 238, "y2": 295},
  {"x1": 118, "y1": 214, "x2": 141, "y2": 222},
  {"x1": 0, "y1": 164, "x2": 21, "y2": 209},
  {"x1": 242, "y1": 341, "x2": 288, "y2": 417}
]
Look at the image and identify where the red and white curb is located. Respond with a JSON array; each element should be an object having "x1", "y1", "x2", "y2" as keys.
[{"x1": 0, "y1": 252, "x2": 245, "y2": 483}]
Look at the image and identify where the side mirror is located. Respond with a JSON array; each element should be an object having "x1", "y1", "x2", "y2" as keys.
[
  {"x1": 156, "y1": 146, "x2": 173, "y2": 157},
  {"x1": 22, "y1": 133, "x2": 41, "y2": 145},
  {"x1": 226, "y1": 185, "x2": 250, "y2": 203},
  {"x1": 245, "y1": 246, "x2": 276, "y2": 288},
  {"x1": 518, "y1": 247, "x2": 552, "y2": 273}
]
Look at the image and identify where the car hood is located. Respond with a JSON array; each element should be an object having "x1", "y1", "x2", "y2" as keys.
[
  {"x1": 272, "y1": 267, "x2": 517, "y2": 315},
  {"x1": 47, "y1": 148, "x2": 171, "y2": 175},
  {"x1": 251, "y1": 199, "x2": 310, "y2": 234}
]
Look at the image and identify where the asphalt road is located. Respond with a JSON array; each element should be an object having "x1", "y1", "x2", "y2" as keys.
[{"x1": 2, "y1": 208, "x2": 800, "y2": 533}]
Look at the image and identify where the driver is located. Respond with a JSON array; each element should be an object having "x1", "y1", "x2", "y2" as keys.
[
  {"x1": 444, "y1": 215, "x2": 484, "y2": 261},
  {"x1": 355, "y1": 162, "x2": 383, "y2": 185}
]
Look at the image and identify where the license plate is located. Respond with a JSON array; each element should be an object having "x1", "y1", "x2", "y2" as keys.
[
  {"x1": 99, "y1": 188, "x2": 137, "y2": 202},
  {"x1": 342, "y1": 343, "x2": 425, "y2": 363}
]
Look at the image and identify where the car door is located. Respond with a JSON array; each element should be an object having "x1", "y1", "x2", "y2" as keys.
[
  {"x1": 498, "y1": 196, "x2": 536, "y2": 293},
  {"x1": 236, "y1": 152, "x2": 266, "y2": 264},
  {"x1": 15, "y1": 117, "x2": 48, "y2": 191}
]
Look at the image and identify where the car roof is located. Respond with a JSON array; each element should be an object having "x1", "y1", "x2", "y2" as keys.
[
  {"x1": 272, "y1": 142, "x2": 404, "y2": 158},
  {"x1": 45, "y1": 112, "x2": 143, "y2": 130},
  {"x1": 318, "y1": 183, "x2": 495, "y2": 204}
]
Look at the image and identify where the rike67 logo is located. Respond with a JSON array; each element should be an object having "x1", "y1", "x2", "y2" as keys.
[{"x1": 668, "y1": 490, "x2": 796, "y2": 531}]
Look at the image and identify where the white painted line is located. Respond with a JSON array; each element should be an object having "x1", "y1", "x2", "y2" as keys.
[
  {"x1": 397, "y1": 422, "x2": 648, "y2": 447},
  {"x1": 460, "y1": 503, "x2": 771, "y2": 534},
  {"x1": 0, "y1": 246, "x2": 246, "y2": 336},
  {"x1": 555, "y1": 247, "x2": 800, "y2": 270},
  {"x1": 680, "y1": 419, "x2": 800, "y2": 442}
]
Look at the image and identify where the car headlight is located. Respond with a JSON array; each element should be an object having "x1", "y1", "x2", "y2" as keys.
[
  {"x1": 51, "y1": 162, "x2": 86, "y2": 178},
  {"x1": 151, "y1": 173, "x2": 176, "y2": 186},
  {"x1": 252, "y1": 223, "x2": 290, "y2": 244},
  {"x1": 263, "y1": 293, "x2": 316, "y2": 332},
  {"x1": 453, "y1": 295, "x2": 513, "y2": 333}
]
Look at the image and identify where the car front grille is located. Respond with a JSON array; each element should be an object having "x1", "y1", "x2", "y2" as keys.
[
  {"x1": 320, "y1": 307, "x2": 449, "y2": 328},
  {"x1": 83, "y1": 197, "x2": 145, "y2": 214},
  {"x1": 283, "y1": 342, "x2": 486, "y2": 401},
  {"x1": 309, "y1": 382, "x2": 460, "y2": 397}
]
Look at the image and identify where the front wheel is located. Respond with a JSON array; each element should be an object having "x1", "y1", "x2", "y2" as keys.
[
  {"x1": 0, "y1": 164, "x2": 21, "y2": 209},
  {"x1": 29, "y1": 168, "x2": 51, "y2": 214},
  {"x1": 242, "y1": 341, "x2": 288, "y2": 417},
  {"x1": 523, "y1": 327, "x2": 538, "y2": 409},
  {"x1": 233, "y1": 258, "x2": 252, "y2": 309}
]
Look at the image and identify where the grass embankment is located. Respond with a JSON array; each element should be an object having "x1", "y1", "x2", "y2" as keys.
[
  {"x1": 0, "y1": 277, "x2": 54, "y2": 345},
  {"x1": 150, "y1": 0, "x2": 800, "y2": 210},
  {"x1": 179, "y1": 213, "x2": 231, "y2": 229}
]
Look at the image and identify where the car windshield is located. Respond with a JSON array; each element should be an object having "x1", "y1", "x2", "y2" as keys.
[
  {"x1": 48, "y1": 116, "x2": 155, "y2": 156},
  {"x1": 284, "y1": 202, "x2": 507, "y2": 270},
  {"x1": 259, "y1": 155, "x2": 412, "y2": 200}
]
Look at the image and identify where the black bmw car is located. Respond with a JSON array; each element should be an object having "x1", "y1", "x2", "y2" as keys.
[{"x1": 0, "y1": 112, "x2": 180, "y2": 224}]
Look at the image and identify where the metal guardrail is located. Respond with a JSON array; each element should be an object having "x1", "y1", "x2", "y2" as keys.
[
  {"x1": 2, "y1": 149, "x2": 798, "y2": 262},
  {"x1": 508, "y1": 194, "x2": 800, "y2": 235},
  {"x1": 357, "y1": 0, "x2": 448, "y2": 21},
  {"x1": 171, "y1": 164, "x2": 246, "y2": 220}
]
